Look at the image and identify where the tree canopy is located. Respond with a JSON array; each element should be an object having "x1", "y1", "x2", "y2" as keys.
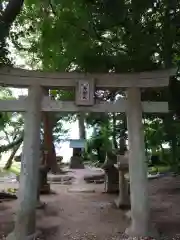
[{"x1": 1, "y1": 0, "x2": 180, "y2": 170}]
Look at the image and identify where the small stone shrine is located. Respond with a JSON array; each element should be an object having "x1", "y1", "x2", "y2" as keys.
[
  {"x1": 69, "y1": 139, "x2": 85, "y2": 169},
  {"x1": 70, "y1": 148, "x2": 85, "y2": 169}
]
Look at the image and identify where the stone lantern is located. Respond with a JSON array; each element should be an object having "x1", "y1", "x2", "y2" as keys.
[
  {"x1": 114, "y1": 152, "x2": 130, "y2": 209},
  {"x1": 114, "y1": 136, "x2": 130, "y2": 209},
  {"x1": 102, "y1": 151, "x2": 119, "y2": 193},
  {"x1": 37, "y1": 150, "x2": 50, "y2": 201}
]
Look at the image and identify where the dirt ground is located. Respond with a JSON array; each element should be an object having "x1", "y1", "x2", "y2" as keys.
[{"x1": 0, "y1": 170, "x2": 180, "y2": 240}]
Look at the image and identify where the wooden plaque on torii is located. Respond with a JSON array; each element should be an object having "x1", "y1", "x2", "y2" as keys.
[{"x1": 75, "y1": 79, "x2": 95, "y2": 106}]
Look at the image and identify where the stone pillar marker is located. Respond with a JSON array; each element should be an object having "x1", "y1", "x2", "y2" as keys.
[
  {"x1": 102, "y1": 152, "x2": 119, "y2": 193},
  {"x1": 7, "y1": 85, "x2": 42, "y2": 240},
  {"x1": 125, "y1": 87, "x2": 155, "y2": 237},
  {"x1": 114, "y1": 154, "x2": 130, "y2": 209}
]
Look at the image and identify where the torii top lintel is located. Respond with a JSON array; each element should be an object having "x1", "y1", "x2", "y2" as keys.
[{"x1": 0, "y1": 66, "x2": 176, "y2": 88}]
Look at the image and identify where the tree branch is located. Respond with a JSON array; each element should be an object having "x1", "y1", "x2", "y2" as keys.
[
  {"x1": 4, "y1": 141, "x2": 21, "y2": 169},
  {"x1": 0, "y1": 2, "x2": 3, "y2": 15},
  {"x1": 49, "y1": 1, "x2": 127, "y2": 54},
  {"x1": 1, "y1": 0, "x2": 24, "y2": 27},
  {"x1": 0, "y1": 132, "x2": 23, "y2": 153},
  {"x1": 3, "y1": 129, "x2": 11, "y2": 144},
  {"x1": 49, "y1": 0, "x2": 56, "y2": 15}
]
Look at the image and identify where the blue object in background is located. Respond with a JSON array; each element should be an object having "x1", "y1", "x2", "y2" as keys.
[{"x1": 69, "y1": 139, "x2": 86, "y2": 149}]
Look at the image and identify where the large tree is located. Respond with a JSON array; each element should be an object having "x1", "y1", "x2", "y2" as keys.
[
  {"x1": 0, "y1": 0, "x2": 24, "y2": 64},
  {"x1": 6, "y1": 0, "x2": 180, "y2": 168}
]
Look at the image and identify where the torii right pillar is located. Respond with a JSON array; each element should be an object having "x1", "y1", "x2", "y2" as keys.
[{"x1": 125, "y1": 87, "x2": 157, "y2": 238}]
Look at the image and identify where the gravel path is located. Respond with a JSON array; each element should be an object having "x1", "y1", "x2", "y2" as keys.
[{"x1": 0, "y1": 170, "x2": 180, "y2": 239}]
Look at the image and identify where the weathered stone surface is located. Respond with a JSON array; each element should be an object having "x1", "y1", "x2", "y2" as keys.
[
  {"x1": 84, "y1": 173, "x2": 105, "y2": 183},
  {"x1": 102, "y1": 152, "x2": 119, "y2": 193},
  {"x1": 125, "y1": 222, "x2": 159, "y2": 239},
  {"x1": 117, "y1": 136, "x2": 127, "y2": 155},
  {"x1": 104, "y1": 166, "x2": 119, "y2": 193},
  {"x1": 69, "y1": 156, "x2": 84, "y2": 169},
  {"x1": 114, "y1": 154, "x2": 130, "y2": 209},
  {"x1": 14, "y1": 155, "x2": 63, "y2": 163},
  {"x1": 38, "y1": 165, "x2": 50, "y2": 196},
  {"x1": 125, "y1": 88, "x2": 152, "y2": 237},
  {"x1": 36, "y1": 201, "x2": 46, "y2": 209},
  {"x1": 114, "y1": 190, "x2": 130, "y2": 209},
  {"x1": 68, "y1": 188, "x2": 95, "y2": 193},
  {"x1": 125, "y1": 210, "x2": 131, "y2": 219},
  {"x1": 48, "y1": 174, "x2": 74, "y2": 183},
  {"x1": 6, "y1": 230, "x2": 41, "y2": 240},
  {"x1": 69, "y1": 148, "x2": 85, "y2": 169},
  {"x1": 10, "y1": 86, "x2": 42, "y2": 239}
]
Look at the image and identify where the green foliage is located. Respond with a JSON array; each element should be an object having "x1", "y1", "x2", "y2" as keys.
[
  {"x1": 86, "y1": 117, "x2": 113, "y2": 162},
  {"x1": 3, "y1": 0, "x2": 180, "y2": 170},
  {"x1": 0, "y1": 88, "x2": 14, "y2": 131}
]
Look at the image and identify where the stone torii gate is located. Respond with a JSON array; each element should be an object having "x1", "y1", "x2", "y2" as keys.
[{"x1": 0, "y1": 67, "x2": 174, "y2": 240}]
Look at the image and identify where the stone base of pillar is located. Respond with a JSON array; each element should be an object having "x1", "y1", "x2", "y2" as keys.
[
  {"x1": 36, "y1": 201, "x2": 46, "y2": 209},
  {"x1": 114, "y1": 195, "x2": 130, "y2": 209},
  {"x1": 38, "y1": 165, "x2": 51, "y2": 195},
  {"x1": 40, "y1": 183, "x2": 50, "y2": 194},
  {"x1": 125, "y1": 210, "x2": 131, "y2": 219},
  {"x1": 69, "y1": 156, "x2": 84, "y2": 169},
  {"x1": 104, "y1": 173, "x2": 119, "y2": 193},
  {"x1": 6, "y1": 230, "x2": 41, "y2": 240},
  {"x1": 125, "y1": 219, "x2": 159, "y2": 239},
  {"x1": 105, "y1": 184, "x2": 119, "y2": 193}
]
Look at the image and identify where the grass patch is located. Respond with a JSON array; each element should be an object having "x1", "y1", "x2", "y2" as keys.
[
  {"x1": 148, "y1": 165, "x2": 170, "y2": 174},
  {"x1": 0, "y1": 161, "x2": 20, "y2": 177}
]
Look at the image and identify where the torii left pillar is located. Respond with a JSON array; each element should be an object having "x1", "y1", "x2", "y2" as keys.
[{"x1": 7, "y1": 85, "x2": 42, "y2": 240}]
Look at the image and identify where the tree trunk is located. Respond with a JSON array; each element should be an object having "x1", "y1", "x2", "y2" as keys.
[
  {"x1": 1, "y1": 0, "x2": 24, "y2": 26},
  {"x1": 77, "y1": 113, "x2": 86, "y2": 157},
  {"x1": 112, "y1": 113, "x2": 118, "y2": 149},
  {"x1": 78, "y1": 113, "x2": 86, "y2": 139},
  {"x1": 4, "y1": 141, "x2": 22, "y2": 169},
  {"x1": 170, "y1": 138, "x2": 177, "y2": 165},
  {"x1": 0, "y1": 134, "x2": 23, "y2": 153},
  {"x1": 160, "y1": 144, "x2": 165, "y2": 162},
  {"x1": 42, "y1": 88, "x2": 58, "y2": 173},
  {"x1": 0, "y1": 0, "x2": 24, "y2": 44},
  {"x1": 109, "y1": 91, "x2": 118, "y2": 149},
  {"x1": 43, "y1": 111, "x2": 58, "y2": 173}
]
